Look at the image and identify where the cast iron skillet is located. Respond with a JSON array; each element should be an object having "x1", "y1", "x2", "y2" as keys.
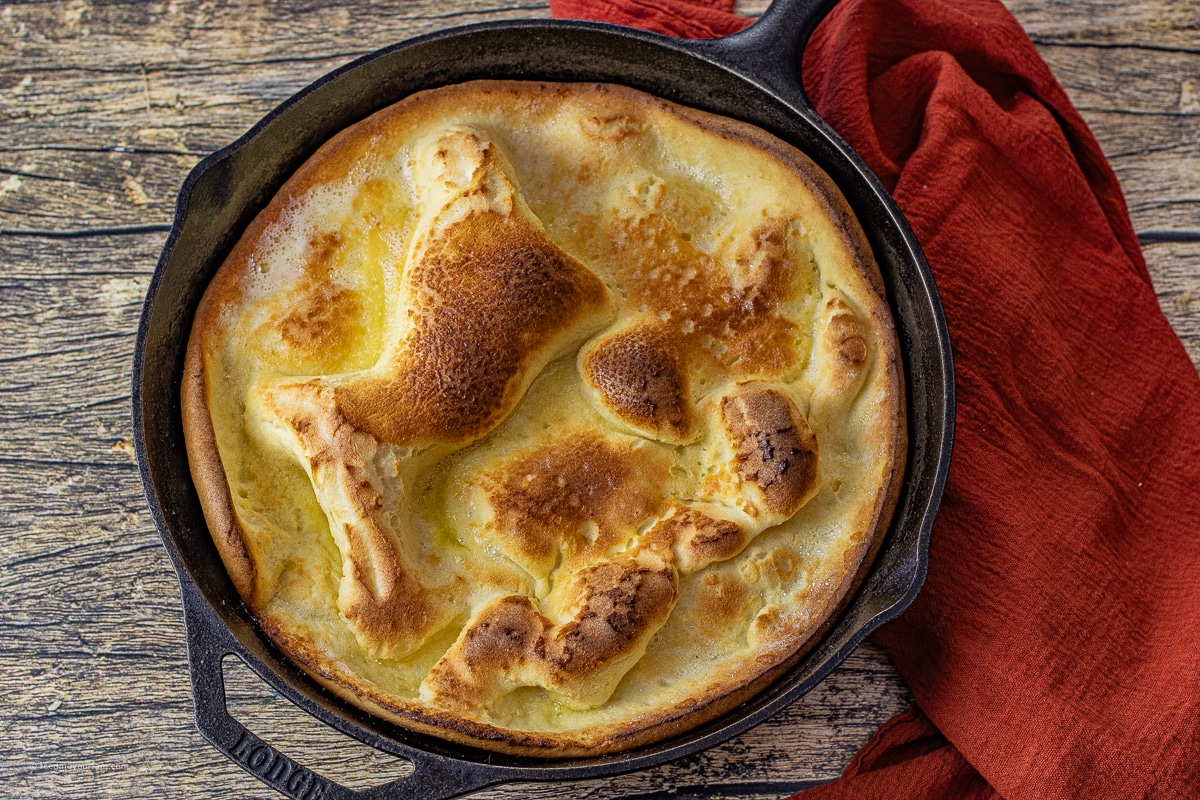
[{"x1": 133, "y1": 0, "x2": 954, "y2": 797}]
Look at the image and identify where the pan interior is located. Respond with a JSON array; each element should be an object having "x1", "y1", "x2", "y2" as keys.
[{"x1": 137, "y1": 20, "x2": 947, "y2": 775}]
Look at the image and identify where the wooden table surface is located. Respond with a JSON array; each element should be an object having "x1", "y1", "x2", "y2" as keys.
[{"x1": 0, "y1": 1, "x2": 1196, "y2": 798}]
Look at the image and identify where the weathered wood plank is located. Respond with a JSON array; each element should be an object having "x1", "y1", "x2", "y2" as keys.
[
  {"x1": 4, "y1": 2, "x2": 1198, "y2": 237},
  {"x1": 1144, "y1": 242, "x2": 1200, "y2": 367},
  {"x1": 1005, "y1": 0, "x2": 1200, "y2": 50},
  {"x1": 0, "y1": 150, "x2": 196, "y2": 228},
  {"x1": 1029, "y1": 48, "x2": 1200, "y2": 233},
  {"x1": 0, "y1": 1, "x2": 552, "y2": 155}
]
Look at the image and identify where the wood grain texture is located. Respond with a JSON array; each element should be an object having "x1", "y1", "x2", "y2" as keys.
[{"x1": 0, "y1": 0, "x2": 1196, "y2": 798}]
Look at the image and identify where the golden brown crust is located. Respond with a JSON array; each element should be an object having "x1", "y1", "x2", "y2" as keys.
[
  {"x1": 665, "y1": 503, "x2": 747, "y2": 574},
  {"x1": 719, "y1": 384, "x2": 820, "y2": 519},
  {"x1": 333, "y1": 130, "x2": 612, "y2": 448},
  {"x1": 420, "y1": 549, "x2": 677, "y2": 712},
  {"x1": 181, "y1": 79, "x2": 906, "y2": 757},
  {"x1": 182, "y1": 273, "x2": 260, "y2": 605},
  {"x1": 260, "y1": 381, "x2": 464, "y2": 658},
  {"x1": 581, "y1": 323, "x2": 695, "y2": 443},
  {"x1": 333, "y1": 208, "x2": 607, "y2": 445},
  {"x1": 475, "y1": 433, "x2": 668, "y2": 581}
]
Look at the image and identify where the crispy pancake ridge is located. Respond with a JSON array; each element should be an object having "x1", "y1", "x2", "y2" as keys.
[{"x1": 182, "y1": 80, "x2": 905, "y2": 756}]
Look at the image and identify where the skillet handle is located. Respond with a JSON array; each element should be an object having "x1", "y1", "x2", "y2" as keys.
[
  {"x1": 183, "y1": 597, "x2": 500, "y2": 800},
  {"x1": 694, "y1": 0, "x2": 839, "y2": 112}
]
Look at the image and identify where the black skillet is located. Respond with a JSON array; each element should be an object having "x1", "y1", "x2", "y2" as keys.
[{"x1": 132, "y1": 0, "x2": 954, "y2": 797}]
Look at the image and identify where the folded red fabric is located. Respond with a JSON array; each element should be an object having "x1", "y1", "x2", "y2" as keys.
[
  {"x1": 550, "y1": 1, "x2": 1200, "y2": 798},
  {"x1": 549, "y1": 0, "x2": 749, "y2": 37}
]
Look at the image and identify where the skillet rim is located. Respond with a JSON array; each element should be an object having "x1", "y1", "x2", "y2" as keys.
[{"x1": 132, "y1": 13, "x2": 954, "y2": 796}]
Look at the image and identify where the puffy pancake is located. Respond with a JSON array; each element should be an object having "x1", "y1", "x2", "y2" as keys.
[{"x1": 181, "y1": 81, "x2": 905, "y2": 756}]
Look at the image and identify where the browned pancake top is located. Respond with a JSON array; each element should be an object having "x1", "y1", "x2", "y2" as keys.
[{"x1": 181, "y1": 80, "x2": 904, "y2": 756}]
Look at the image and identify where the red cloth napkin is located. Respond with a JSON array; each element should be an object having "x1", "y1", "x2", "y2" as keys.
[
  {"x1": 551, "y1": 1, "x2": 1200, "y2": 798},
  {"x1": 550, "y1": 0, "x2": 750, "y2": 37}
]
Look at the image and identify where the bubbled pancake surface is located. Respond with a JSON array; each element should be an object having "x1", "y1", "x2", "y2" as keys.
[{"x1": 182, "y1": 81, "x2": 905, "y2": 756}]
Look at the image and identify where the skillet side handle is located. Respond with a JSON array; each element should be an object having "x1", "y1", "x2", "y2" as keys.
[
  {"x1": 697, "y1": 0, "x2": 839, "y2": 112},
  {"x1": 183, "y1": 595, "x2": 500, "y2": 800}
]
